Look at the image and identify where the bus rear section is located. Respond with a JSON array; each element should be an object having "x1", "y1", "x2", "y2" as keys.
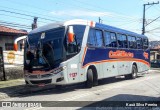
[{"x1": 81, "y1": 22, "x2": 150, "y2": 88}]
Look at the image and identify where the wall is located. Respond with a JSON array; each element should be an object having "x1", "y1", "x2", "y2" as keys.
[
  {"x1": 150, "y1": 50, "x2": 160, "y2": 61},
  {"x1": 0, "y1": 36, "x2": 15, "y2": 50},
  {"x1": 0, "y1": 35, "x2": 25, "y2": 80},
  {"x1": 3, "y1": 51, "x2": 24, "y2": 80}
]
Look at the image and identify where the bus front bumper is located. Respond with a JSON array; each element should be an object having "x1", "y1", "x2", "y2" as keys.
[{"x1": 25, "y1": 72, "x2": 65, "y2": 86}]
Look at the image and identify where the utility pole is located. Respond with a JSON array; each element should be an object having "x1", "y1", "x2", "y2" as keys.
[
  {"x1": 142, "y1": 1, "x2": 159, "y2": 35},
  {"x1": 32, "y1": 17, "x2": 38, "y2": 30},
  {"x1": 99, "y1": 17, "x2": 102, "y2": 23}
]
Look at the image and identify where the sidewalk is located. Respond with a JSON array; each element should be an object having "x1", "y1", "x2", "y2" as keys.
[
  {"x1": 0, "y1": 79, "x2": 24, "y2": 99},
  {"x1": 150, "y1": 67, "x2": 160, "y2": 71},
  {"x1": 0, "y1": 78, "x2": 55, "y2": 100}
]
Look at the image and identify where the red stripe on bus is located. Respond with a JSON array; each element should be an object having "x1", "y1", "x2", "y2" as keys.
[
  {"x1": 82, "y1": 58, "x2": 150, "y2": 68},
  {"x1": 81, "y1": 47, "x2": 87, "y2": 66}
]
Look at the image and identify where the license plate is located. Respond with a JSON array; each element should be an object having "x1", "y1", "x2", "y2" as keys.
[{"x1": 38, "y1": 83, "x2": 45, "y2": 87}]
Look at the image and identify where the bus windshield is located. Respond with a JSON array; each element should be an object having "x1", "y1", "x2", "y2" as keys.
[{"x1": 25, "y1": 27, "x2": 65, "y2": 71}]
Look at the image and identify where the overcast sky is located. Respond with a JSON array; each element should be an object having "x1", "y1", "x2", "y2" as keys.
[{"x1": 0, "y1": 0, "x2": 160, "y2": 41}]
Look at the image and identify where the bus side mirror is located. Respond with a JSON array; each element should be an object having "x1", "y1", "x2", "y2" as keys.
[{"x1": 68, "y1": 26, "x2": 74, "y2": 43}]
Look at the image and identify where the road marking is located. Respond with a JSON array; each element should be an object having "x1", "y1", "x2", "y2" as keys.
[{"x1": 24, "y1": 74, "x2": 160, "y2": 110}]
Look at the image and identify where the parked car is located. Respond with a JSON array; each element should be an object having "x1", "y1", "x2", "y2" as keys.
[{"x1": 151, "y1": 59, "x2": 160, "y2": 68}]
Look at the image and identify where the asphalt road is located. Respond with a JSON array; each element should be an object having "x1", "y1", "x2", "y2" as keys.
[{"x1": 0, "y1": 70, "x2": 160, "y2": 110}]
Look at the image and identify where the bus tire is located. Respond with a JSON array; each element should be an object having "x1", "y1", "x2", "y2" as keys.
[
  {"x1": 125, "y1": 65, "x2": 137, "y2": 79},
  {"x1": 25, "y1": 80, "x2": 29, "y2": 85},
  {"x1": 85, "y1": 69, "x2": 93, "y2": 88}
]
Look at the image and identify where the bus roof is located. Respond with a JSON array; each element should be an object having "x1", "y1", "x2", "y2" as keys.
[
  {"x1": 95, "y1": 23, "x2": 147, "y2": 38},
  {"x1": 29, "y1": 22, "x2": 64, "y2": 34},
  {"x1": 29, "y1": 19, "x2": 95, "y2": 34},
  {"x1": 29, "y1": 19, "x2": 147, "y2": 38}
]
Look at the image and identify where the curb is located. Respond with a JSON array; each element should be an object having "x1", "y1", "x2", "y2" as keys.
[
  {"x1": 149, "y1": 69, "x2": 160, "y2": 72},
  {"x1": 0, "y1": 93, "x2": 10, "y2": 100}
]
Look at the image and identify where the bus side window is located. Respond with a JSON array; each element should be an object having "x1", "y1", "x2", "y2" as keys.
[
  {"x1": 95, "y1": 30, "x2": 103, "y2": 47},
  {"x1": 122, "y1": 35, "x2": 128, "y2": 48},
  {"x1": 87, "y1": 28, "x2": 96, "y2": 47},
  {"x1": 87, "y1": 28, "x2": 103, "y2": 47},
  {"x1": 128, "y1": 36, "x2": 136, "y2": 49},
  {"x1": 110, "y1": 32, "x2": 117, "y2": 47},
  {"x1": 104, "y1": 31, "x2": 111, "y2": 47},
  {"x1": 143, "y1": 38, "x2": 148, "y2": 49},
  {"x1": 137, "y1": 37, "x2": 143, "y2": 49},
  {"x1": 66, "y1": 25, "x2": 85, "y2": 54},
  {"x1": 117, "y1": 34, "x2": 127, "y2": 48}
]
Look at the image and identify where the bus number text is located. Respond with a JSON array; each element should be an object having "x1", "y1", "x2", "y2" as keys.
[{"x1": 69, "y1": 73, "x2": 77, "y2": 77}]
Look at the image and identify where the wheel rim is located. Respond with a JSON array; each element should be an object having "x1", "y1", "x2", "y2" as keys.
[{"x1": 132, "y1": 67, "x2": 137, "y2": 78}]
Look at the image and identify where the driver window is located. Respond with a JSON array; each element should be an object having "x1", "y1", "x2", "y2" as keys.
[{"x1": 66, "y1": 25, "x2": 85, "y2": 55}]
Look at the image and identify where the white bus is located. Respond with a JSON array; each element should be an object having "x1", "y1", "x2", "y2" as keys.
[{"x1": 24, "y1": 19, "x2": 150, "y2": 88}]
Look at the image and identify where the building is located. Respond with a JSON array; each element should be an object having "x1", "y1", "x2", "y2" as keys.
[
  {"x1": 150, "y1": 49, "x2": 160, "y2": 61},
  {"x1": 0, "y1": 25, "x2": 28, "y2": 65},
  {"x1": 0, "y1": 25, "x2": 27, "y2": 51}
]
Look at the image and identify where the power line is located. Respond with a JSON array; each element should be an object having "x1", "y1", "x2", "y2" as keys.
[
  {"x1": 0, "y1": 13, "x2": 47, "y2": 23},
  {"x1": 152, "y1": 5, "x2": 160, "y2": 13},
  {"x1": 142, "y1": 1, "x2": 159, "y2": 35},
  {"x1": 147, "y1": 33, "x2": 160, "y2": 37},
  {"x1": 74, "y1": 0, "x2": 124, "y2": 15},
  {"x1": 0, "y1": 9, "x2": 57, "y2": 22},
  {"x1": 72, "y1": 0, "x2": 141, "y2": 21},
  {"x1": 146, "y1": 15, "x2": 160, "y2": 27},
  {"x1": 52, "y1": 0, "x2": 140, "y2": 21},
  {"x1": 3, "y1": 0, "x2": 141, "y2": 23},
  {"x1": 0, "y1": 5, "x2": 65, "y2": 21},
  {"x1": 5, "y1": 0, "x2": 51, "y2": 12},
  {"x1": 0, "y1": 20, "x2": 32, "y2": 30},
  {"x1": 0, "y1": 24, "x2": 31, "y2": 29},
  {"x1": 0, "y1": 0, "x2": 146, "y2": 33},
  {"x1": 146, "y1": 26, "x2": 160, "y2": 33},
  {"x1": 0, "y1": 23, "x2": 31, "y2": 29},
  {"x1": 115, "y1": 19, "x2": 140, "y2": 27},
  {"x1": 147, "y1": 31, "x2": 160, "y2": 33},
  {"x1": 0, "y1": 20, "x2": 30, "y2": 27},
  {"x1": 145, "y1": 5, "x2": 154, "y2": 11},
  {"x1": 3, "y1": 0, "x2": 66, "y2": 21}
]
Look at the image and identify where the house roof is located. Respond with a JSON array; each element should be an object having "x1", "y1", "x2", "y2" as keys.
[{"x1": 0, "y1": 25, "x2": 28, "y2": 35}]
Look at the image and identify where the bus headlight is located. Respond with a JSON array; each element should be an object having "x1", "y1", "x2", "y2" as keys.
[{"x1": 52, "y1": 66, "x2": 66, "y2": 74}]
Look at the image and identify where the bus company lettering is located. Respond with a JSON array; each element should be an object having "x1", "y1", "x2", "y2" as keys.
[
  {"x1": 143, "y1": 52, "x2": 149, "y2": 59},
  {"x1": 109, "y1": 50, "x2": 134, "y2": 58}
]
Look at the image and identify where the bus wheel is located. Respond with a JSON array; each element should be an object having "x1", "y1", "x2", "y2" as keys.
[
  {"x1": 25, "y1": 80, "x2": 29, "y2": 85},
  {"x1": 85, "y1": 69, "x2": 93, "y2": 88},
  {"x1": 125, "y1": 65, "x2": 137, "y2": 79}
]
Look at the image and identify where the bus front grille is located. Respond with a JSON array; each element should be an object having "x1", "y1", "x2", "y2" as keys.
[
  {"x1": 29, "y1": 75, "x2": 38, "y2": 79},
  {"x1": 29, "y1": 73, "x2": 52, "y2": 79},
  {"x1": 41, "y1": 74, "x2": 52, "y2": 78},
  {"x1": 30, "y1": 79, "x2": 52, "y2": 84}
]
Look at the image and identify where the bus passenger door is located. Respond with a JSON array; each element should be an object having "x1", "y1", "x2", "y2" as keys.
[{"x1": 67, "y1": 55, "x2": 80, "y2": 83}]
